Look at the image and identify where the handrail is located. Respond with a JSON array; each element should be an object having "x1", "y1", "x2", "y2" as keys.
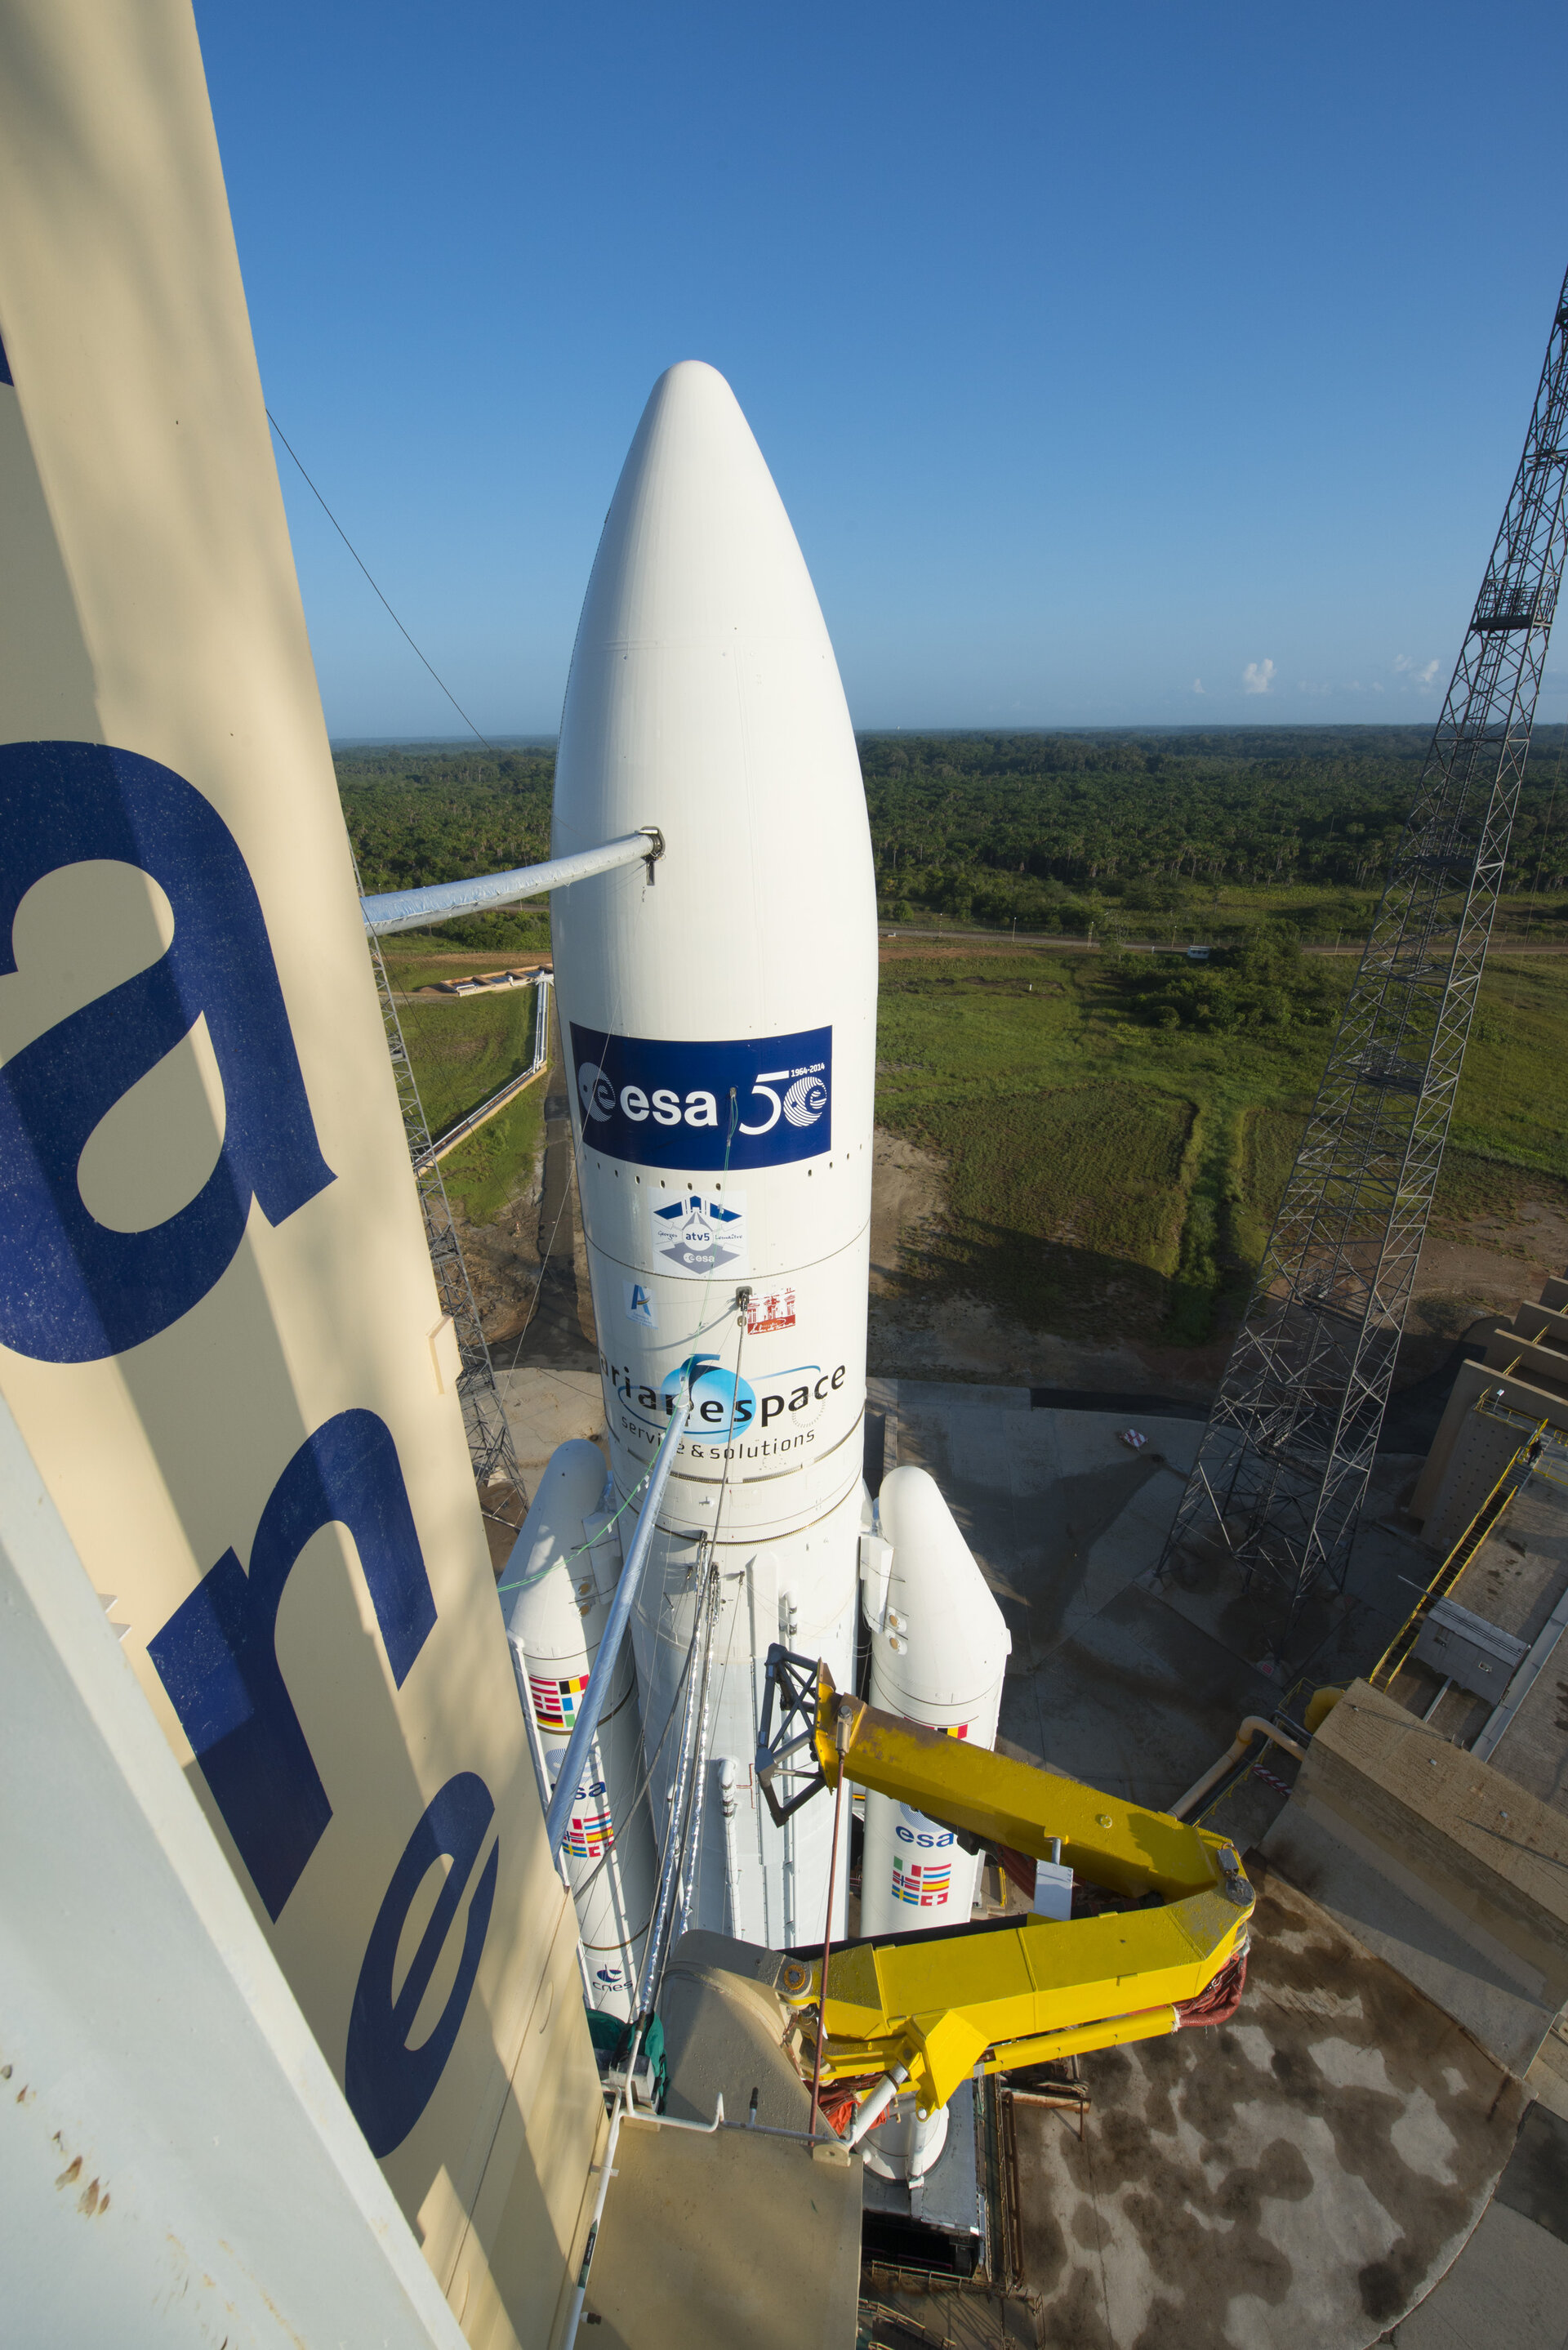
[
  {"x1": 416, "y1": 974, "x2": 553, "y2": 1167},
  {"x1": 1367, "y1": 1417, "x2": 1544, "y2": 1691},
  {"x1": 1169, "y1": 1717, "x2": 1307, "y2": 1820}
]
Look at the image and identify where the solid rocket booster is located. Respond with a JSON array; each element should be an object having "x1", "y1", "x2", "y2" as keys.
[
  {"x1": 858, "y1": 1464, "x2": 1010, "y2": 2183},
  {"x1": 502, "y1": 1440, "x2": 657, "y2": 2016},
  {"x1": 859, "y1": 1465, "x2": 1011, "y2": 1939},
  {"x1": 550, "y1": 361, "x2": 877, "y2": 1949}
]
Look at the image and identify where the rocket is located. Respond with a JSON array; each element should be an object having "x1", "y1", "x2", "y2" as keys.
[
  {"x1": 858, "y1": 1465, "x2": 1010, "y2": 1942},
  {"x1": 501, "y1": 1440, "x2": 657, "y2": 2018},
  {"x1": 857, "y1": 1464, "x2": 1009, "y2": 2183},
  {"x1": 550, "y1": 361, "x2": 876, "y2": 1948}
]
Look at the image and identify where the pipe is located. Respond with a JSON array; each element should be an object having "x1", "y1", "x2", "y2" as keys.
[
  {"x1": 561, "y1": 1537, "x2": 709, "y2": 2350},
  {"x1": 632, "y1": 1562, "x2": 711, "y2": 2021},
  {"x1": 808, "y1": 1701, "x2": 853, "y2": 2141},
  {"x1": 360, "y1": 829, "x2": 662, "y2": 937},
  {"x1": 545, "y1": 1383, "x2": 691, "y2": 1857},
  {"x1": 845, "y1": 2062, "x2": 910, "y2": 2148},
  {"x1": 675, "y1": 1571, "x2": 721, "y2": 1938},
  {"x1": 506, "y1": 1621, "x2": 595, "y2": 2004},
  {"x1": 1422, "y1": 1676, "x2": 1452, "y2": 1723},
  {"x1": 718, "y1": 1757, "x2": 743, "y2": 1936},
  {"x1": 1169, "y1": 1717, "x2": 1307, "y2": 1821}
]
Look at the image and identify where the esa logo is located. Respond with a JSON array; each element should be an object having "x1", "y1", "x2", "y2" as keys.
[
  {"x1": 896, "y1": 1801, "x2": 956, "y2": 1851},
  {"x1": 571, "y1": 1020, "x2": 831, "y2": 1172}
]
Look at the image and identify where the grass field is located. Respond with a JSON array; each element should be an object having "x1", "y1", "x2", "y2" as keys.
[
  {"x1": 434, "y1": 1085, "x2": 548, "y2": 1227},
  {"x1": 875, "y1": 948, "x2": 1568, "y2": 1344},
  {"x1": 388, "y1": 970, "x2": 548, "y2": 1224},
  {"x1": 380, "y1": 939, "x2": 549, "y2": 996},
  {"x1": 880, "y1": 878, "x2": 1568, "y2": 949},
  {"x1": 380, "y1": 936, "x2": 1568, "y2": 1346}
]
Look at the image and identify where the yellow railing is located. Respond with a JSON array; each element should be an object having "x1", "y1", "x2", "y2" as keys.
[{"x1": 1367, "y1": 1416, "x2": 1546, "y2": 1690}]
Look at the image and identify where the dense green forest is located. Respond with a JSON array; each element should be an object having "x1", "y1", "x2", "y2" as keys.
[
  {"x1": 340, "y1": 743, "x2": 555, "y2": 950},
  {"x1": 337, "y1": 726, "x2": 1568, "y2": 950}
]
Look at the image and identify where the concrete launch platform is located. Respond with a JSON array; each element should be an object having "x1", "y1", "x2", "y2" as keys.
[
  {"x1": 863, "y1": 1379, "x2": 1568, "y2": 2348},
  {"x1": 496, "y1": 1370, "x2": 1568, "y2": 2345},
  {"x1": 1003, "y1": 1869, "x2": 1530, "y2": 2347},
  {"x1": 868, "y1": 1378, "x2": 1425, "y2": 1818}
]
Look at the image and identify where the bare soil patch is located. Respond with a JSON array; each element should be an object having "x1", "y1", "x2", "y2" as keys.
[
  {"x1": 871, "y1": 1121, "x2": 1568, "y2": 1401},
  {"x1": 870, "y1": 1129, "x2": 947, "y2": 1295}
]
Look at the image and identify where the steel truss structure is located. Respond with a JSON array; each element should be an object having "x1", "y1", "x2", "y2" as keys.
[
  {"x1": 1158, "y1": 260, "x2": 1568, "y2": 1638},
  {"x1": 365, "y1": 924, "x2": 522, "y2": 1501}
]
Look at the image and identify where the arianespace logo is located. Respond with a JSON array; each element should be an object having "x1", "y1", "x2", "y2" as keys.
[
  {"x1": 602, "y1": 1349, "x2": 847, "y2": 1454},
  {"x1": 571, "y1": 1021, "x2": 831, "y2": 1171}
]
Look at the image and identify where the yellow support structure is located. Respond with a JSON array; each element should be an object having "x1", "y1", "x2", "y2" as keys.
[{"x1": 772, "y1": 1678, "x2": 1254, "y2": 2123}]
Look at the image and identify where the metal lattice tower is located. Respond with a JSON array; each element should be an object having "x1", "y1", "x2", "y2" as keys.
[
  {"x1": 1158, "y1": 258, "x2": 1568, "y2": 1639},
  {"x1": 364, "y1": 922, "x2": 523, "y2": 1501}
]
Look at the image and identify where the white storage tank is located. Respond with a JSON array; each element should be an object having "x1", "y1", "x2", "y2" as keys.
[{"x1": 502, "y1": 1440, "x2": 657, "y2": 2016}]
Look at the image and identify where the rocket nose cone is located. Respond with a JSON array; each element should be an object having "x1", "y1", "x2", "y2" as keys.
[
  {"x1": 558, "y1": 359, "x2": 836, "y2": 765},
  {"x1": 647, "y1": 355, "x2": 742, "y2": 412},
  {"x1": 551, "y1": 352, "x2": 874, "y2": 1051}
]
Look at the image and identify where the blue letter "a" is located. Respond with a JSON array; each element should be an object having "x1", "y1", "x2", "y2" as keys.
[{"x1": 0, "y1": 741, "x2": 334, "y2": 1362}]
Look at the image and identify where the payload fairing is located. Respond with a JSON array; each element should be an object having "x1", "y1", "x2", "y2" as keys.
[
  {"x1": 549, "y1": 361, "x2": 877, "y2": 1947},
  {"x1": 511, "y1": 360, "x2": 1009, "y2": 2027}
]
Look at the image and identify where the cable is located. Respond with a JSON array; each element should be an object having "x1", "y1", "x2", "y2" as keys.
[
  {"x1": 495, "y1": 1456, "x2": 657, "y2": 1595},
  {"x1": 564, "y1": 1613, "x2": 703, "y2": 1906},
  {"x1": 265, "y1": 408, "x2": 498, "y2": 756}
]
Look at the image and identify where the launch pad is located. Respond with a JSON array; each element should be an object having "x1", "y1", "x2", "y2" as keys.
[{"x1": 4, "y1": 17, "x2": 1568, "y2": 2341}]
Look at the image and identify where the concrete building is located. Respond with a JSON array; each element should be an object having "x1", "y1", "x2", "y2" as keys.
[{"x1": 1414, "y1": 1273, "x2": 1568, "y2": 1551}]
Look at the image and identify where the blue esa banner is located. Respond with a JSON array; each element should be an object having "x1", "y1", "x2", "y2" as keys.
[{"x1": 571, "y1": 1021, "x2": 831, "y2": 1171}]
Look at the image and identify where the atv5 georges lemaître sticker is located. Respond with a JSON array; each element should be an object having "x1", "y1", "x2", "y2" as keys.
[{"x1": 649, "y1": 1190, "x2": 748, "y2": 1280}]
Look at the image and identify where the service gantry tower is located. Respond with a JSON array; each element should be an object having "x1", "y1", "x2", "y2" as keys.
[{"x1": 1157, "y1": 258, "x2": 1568, "y2": 1640}]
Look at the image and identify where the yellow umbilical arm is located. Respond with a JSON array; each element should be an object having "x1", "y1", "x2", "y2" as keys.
[{"x1": 771, "y1": 1677, "x2": 1254, "y2": 2123}]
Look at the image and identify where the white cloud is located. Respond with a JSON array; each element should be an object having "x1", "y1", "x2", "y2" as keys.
[
  {"x1": 1242, "y1": 658, "x2": 1276, "y2": 695},
  {"x1": 1393, "y1": 654, "x2": 1442, "y2": 688},
  {"x1": 1192, "y1": 677, "x2": 1205, "y2": 694}
]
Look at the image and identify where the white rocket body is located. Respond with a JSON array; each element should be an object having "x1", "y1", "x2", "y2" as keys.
[
  {"x1": 550, "y1": 362, "x2": 876, "y2": 1948},
  {"x1": 502, "y1": 1441, "x2": 657, "y2": 2016},
  {"x1": 860, "y1": 1466, "x2": 1011, "y2": 1938},
  {"x1": 858, "y1": 1465, "x2": 1011, "y2": 2182}
]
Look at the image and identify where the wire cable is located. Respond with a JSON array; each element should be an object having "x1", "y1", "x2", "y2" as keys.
[
  {"x1": 495, "y1": 1456, "x2": 657, "y2": 1596},
  {"x1": 265, "y1": 408, "x2": 498, "y2": 756},
  {"x1": 561, "y1": 1604, "x2": 704, "y2": 1908}
]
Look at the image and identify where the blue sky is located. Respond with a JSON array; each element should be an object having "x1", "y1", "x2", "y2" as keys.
[{"x1": 196, "y1": 2, "x2": 1568, "y2": 738}]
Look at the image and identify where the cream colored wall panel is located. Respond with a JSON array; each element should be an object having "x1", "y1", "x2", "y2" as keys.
[{"x1": 0, "y1": 2, "x2": 590, "y2": 2333}]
